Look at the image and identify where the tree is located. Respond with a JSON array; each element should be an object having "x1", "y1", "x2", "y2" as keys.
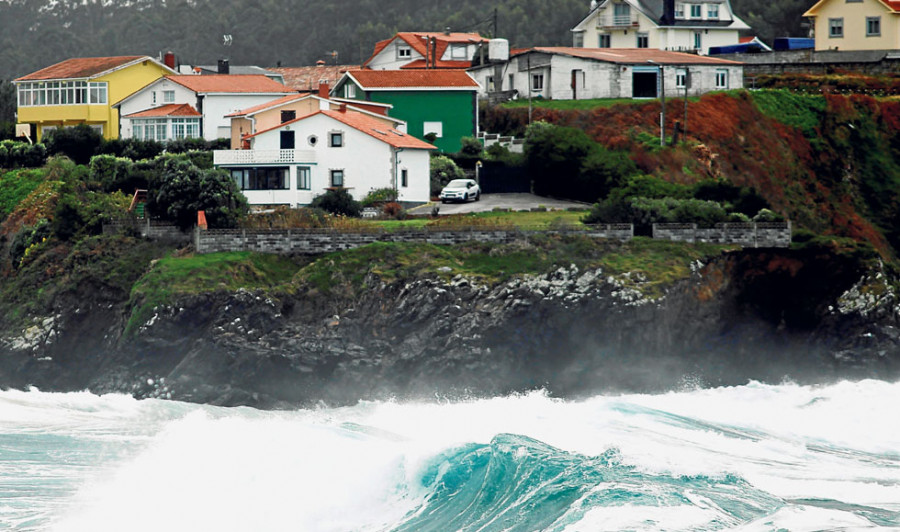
[
  {"x1": 43, "y1": 124, "x2": 103, "y2": 165},
  {"x1": 524, "y1": 122, "x2": 595, "y2": 200},
  {"x1": 309, "y1": 188, "x2": 362, "y2": 217},
  {"x1": 147, "y1": 158, "x2": 248, "y2": 229}
]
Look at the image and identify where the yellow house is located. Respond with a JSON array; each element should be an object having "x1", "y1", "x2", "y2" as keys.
[
  {"x1": 804, "y1": 0, "x2": 900, "y2": 51},
  {"x1": 14, "y1": 56, "x2": 175, "y2": 140}
]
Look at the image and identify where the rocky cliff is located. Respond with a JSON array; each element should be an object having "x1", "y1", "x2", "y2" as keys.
[{"x1": 2, "y1": 240, "x2": 897, "y2": 409}]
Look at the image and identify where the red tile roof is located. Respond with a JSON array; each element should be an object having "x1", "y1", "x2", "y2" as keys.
[
  {"x1": 882, "y1": 0, "x2": 900, "y2": 10},
  {"x1": 123, "y1": 103, "x2": 201, "y2": 118},
  {"x1": 16, "y1": 56, "x2": 148, "y2": 81},
  {"x1": 226, "y1": 94, "x2": 309, "y2": 117},
  {"x1": 269, "y1": 65, "x2": 359, "y2": 91},
  {"x1": 400, "y1": 60, "x2": 473, "y2": 70},
  {"x1": 521, "y1": 47, "x2": 743, "y2": 65},
  {"x1": 363, "y1": 32, "x2": 487, "y2": 68},
  {"x1": 166, "y1": 74, "x2": 290, "y2": 93},
  {"x1": 346, "y1": 69, "x2": 479, "y2": 89},
  {"x1": 249, "y1": 109, "x2": 434, "y2": 150},
  {"x1": 739, "y1": 37, "x2": 754, "y2": 44}
]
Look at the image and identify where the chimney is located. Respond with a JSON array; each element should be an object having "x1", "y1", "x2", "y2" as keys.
[
  {"x1": 316, "y1": 60, "x2": 326, "y2": 67},
  {"x1": 164, "y1": 51, "x2": 176, "y2": 69},
  {"x1": 318, "y1": 82, "x2": 329, "y2": 98},
  {"x1": 339, "y1": 103, "x2": 347, "y2": 113},
  {"x1": 662, "y1": 0, "x2": 675, "y2": 25},
  {"x1": 444, "y1": 27, "x2": 451, "y2": 35},
  {"x1": 218, "y1": 59, "x2": 229, "y2": 74}
]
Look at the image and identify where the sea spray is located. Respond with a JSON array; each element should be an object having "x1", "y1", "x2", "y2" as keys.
[{"x1": 0, "y1": 381, "x2": 897, "y2": 531}]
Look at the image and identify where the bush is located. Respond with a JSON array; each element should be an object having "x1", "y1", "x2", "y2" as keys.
[
  {"x1": 9, "y1": 219, "x2": 51, "y2": 267},
  {"x1": 0, "y1": 140, "x2": 48, "y2": 168},
  {"x1": 753, "y1": 208, "x2": 785, "y2": 222},
  {"x1": 608, "y1": 174, "x2": 691, "y2": 201},
  {"x1": 43, "y1": 124, "x2": 103, "y2": 165},
  {"x1": 309, "y1": 188, "x2": 362, "y2": 217},
  {"x1": 692, "y1": 179, "x2": 770, "y2": 217},
  {"x1": 459, "y1": 136, "x2": 484, "y2": 157},
  {"x1": 52, "y1": 190, "x2": 130, "y2": 241},
  {"x1": 99, "y1": 138, "x2": 164, "y2": 161},
  {"x1": 577, "y1": 146, "x2": 639, "y2": 202},
  {"x1": 382, "y1": 202, "x2": 404, "y2": 219},
  {"x1": 361, "y1": 187, "x2": 399, "y2": 207},
  {"x1": 147, "y1": 158, "x2": 248, "y2": 229},
  {"x1": 430, "y1": 155, "x2": 465, "y2": 196},
  {"x1": 583, "y1": 196, "x2": 729, "y2": 230},
  {"x1": 524, "y1": 122, "x2": 595, "y2": 199}
]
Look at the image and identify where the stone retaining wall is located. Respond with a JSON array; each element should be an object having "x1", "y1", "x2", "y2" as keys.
[
  {"x1": 653, "y1": 222, "x2": 791, "y2": 247},
  {"x1": 102, "y1": 219, "x2": 191, "y2": 243}
]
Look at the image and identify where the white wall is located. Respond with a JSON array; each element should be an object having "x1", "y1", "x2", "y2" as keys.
[
  {"x1": 118, "y1": 79, "x2": 196, "y2": 139},
  {"x1": 238, "y1": 113, "x2": 430, "y2": 206},
  {"x1": 367, "y1": 38, "x2": 425, "y2": 70},
  {"x1": 202, "y1": 93, "x2": 290, "y2": 140}
]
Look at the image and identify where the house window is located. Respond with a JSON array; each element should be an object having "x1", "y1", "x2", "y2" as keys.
[
  {"x1": 308, "y1": 135, "x2": 318, "y2": 146},
  {"x1": 675, "y1": 68, "x2": 687, "y2": 89},
  {"x1": 151, "y1": 91, "x2": 157, "y2": 105},
  {"x1": 637, "y1": 33, "x2": 649, "y2": 48},
  {"x1": 133, "y1": 118, "x2": 168, "y2": 141},
  {"x1": 397, "y1": 45, "x2": 411, "y2": 59},
  {"x1": 297, "y1": 166, "x2": 311, "y2": 190},
  {"x1": 707, "y1": 4, "x2": 719, "y2": 19},
  {"x1": 675, "y1": 3, "x2": 684, "y2": 17},
  {"x1": 423, "y1": 121, "x2": 443, "y2": 138},
  {"x1": 162, "y1": 90, "x2": 175, "y2": 103},
  {"x1": 450, "y1": 44, "x2": 468, "y2": 59},
  {"x1": 694, "y1": 31, "x2": 702, "y2": 50},
  {"x1": 329, "y1": 132, "x2": 343, "y2": 147},
  {"x1": 867, "y1": 17, "x2": 881, "y2": 37},
  {"x1": 508, "y1": 74, "x2": 515, "y2": 88},
  {"x1": 88, "y1": 82, "x2": 107, "y2": 104},
  {"x1": 344, "y1": 84, "x2": 356, "y2": 98},
  {"x1": 599, "y1": 34, "x2": 611, "y2": 48},
  {"x1": 689, "y1": 4, "x2": 701, "y2": 18},
  {"x1": 171, "y1": 118, "x2": 200, "y2": 139},
  {"x1": 486, "y1": 75, "x2": 495, "y2": 91},
  {"x1": 330, "y1": 169, "x2": 344, "y2": 187},
  {"x1": 532, "y1": 73, "x2": 544, "y2": 91},
  {"x1": 401, "y1": 168, "x2": 408, "y2": 187},
  {"x1": 829, "y1": 18, "x2": 844, "y2": 38},
  {"x1": 613, "y1": 3, "x2": 631, "y2": 25},
  {"x1": 715, "y1": 69, "x2": 728, "y2": 89},
  {"x1": 17, "y1": 80, "x2": 98, "y2": 107},
  {"x1": 230, "y1": 167, "x2": 288, "y2": 190},
  {"x1": 281, "y1": 110, "x2": 296, "y2": 123},
  {"x1": 280, "y1": 130, "x2": 295, "y2": 149},
  {"x1": 573, "y1": 33, "x2": 584, "y2": 47}
]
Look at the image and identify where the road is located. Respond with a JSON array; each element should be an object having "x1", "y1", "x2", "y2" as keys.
[{"x1": 412, "y1": 193, "x2": 589, "y2": 215}]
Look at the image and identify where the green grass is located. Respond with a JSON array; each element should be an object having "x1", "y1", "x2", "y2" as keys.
[
  {"x1": 750, "y1": 89, "x2": 826, "y2": 139},
  {"x1": 369, "y1": 209, "x2": 591, "y2": 230},
  {"x1": 125, "y1": 251, "x2": 304, "y2": 335},
  {"x1": 0, "y1": 168, "x2": 47, "y2": 219}
]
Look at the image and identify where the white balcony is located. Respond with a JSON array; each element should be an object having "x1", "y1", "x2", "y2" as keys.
[
  {"x1": 213, "y1": 149, "x2": 316, "y2": 166},
  {"x1": 597, "y1": 14, "x2": 639, "y2": 28}
]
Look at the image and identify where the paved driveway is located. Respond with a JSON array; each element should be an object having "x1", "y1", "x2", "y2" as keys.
[{"x1": 413, "y1": 193, "x2": 589, "y2": 215}]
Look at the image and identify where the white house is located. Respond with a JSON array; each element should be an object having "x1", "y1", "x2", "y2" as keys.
[
  {"x1": 468, "y1": 47, "x2": 743, "y2": 100},
  {"x1": 363, "y1": 31, "x2": 489, "y2": 70},
  {"x1": 213, "y1": 107, "x2": 435, "y2": 207},
  {"x1": 115, "y1": 74, "x2": 293, "y2": 141},
  {"x1": 571, "y1": 0, "x2": 750, "y2": 55}
]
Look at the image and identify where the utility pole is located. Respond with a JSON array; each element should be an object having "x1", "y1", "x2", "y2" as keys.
[
  {"x1": 527, "y1": 53, "x2": 533, "y2": 124},
  {"x1": 683, "y1": 69, "x2": 690, "y2": 142},
  {"x1": 492, "y1": 8, "x2": 498, "y2": 38},
  {"x1": 648, "y1": 60, "x2": 665, "y2": 146}
]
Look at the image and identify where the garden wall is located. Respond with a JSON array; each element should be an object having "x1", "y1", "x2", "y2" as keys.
[
  {"x1": 102, "y1": 219, "x2": 192, "y2": 243},
  {"x1": 652, "y1": 222, "x2": 791, "y2": 248}
]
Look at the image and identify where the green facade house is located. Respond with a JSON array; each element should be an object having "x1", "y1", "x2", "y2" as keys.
[{"x1": 332, "y1": 70, "x2": 480, "y2": 153}]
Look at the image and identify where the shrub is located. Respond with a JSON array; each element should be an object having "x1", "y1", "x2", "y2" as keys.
[
  {"x1": 43, "y1": 124, "x2": 103, "y2": 165},
  {"x1": 52, "y1": 190, "x2": 130, "y2": 241},
  {"x1": 9, "y1": 219, "x2": 51, "y2": 267},
  {"x1": 361, "y1": 187, "x2": 399, "y2": 207},
  {"x1": 577, "y1": 146, "x2": 639, "y2": 202},
  {"x1": 382, "y1": 202, "x2": 404, "y2": 218},
  {"x1": 99, "y1": 138, "x2": 164, "y2": 161},
  {"x1": 583, "y1": 196, "x2": 729, "y2": 230},
  {"x1": 430, "y1": 155, "x2": 465, "y2": 196},
  {"x1": 608, "y1": 174, "x2": 691, "y2": 201},
  {"x1": 753, "y1": 208, "x2": 785, "y2": 222},
  {"x1": 90, "y1": 154, "x2": 135, "y2": 192},
  {"x1": 147, "y1": 158, "x2": 248, "y2": 229},
  {"x1": 524, "y1": 122, "x2": 595, "y2": 199},
  {"x1": 459, "y1": 136, "x2": 484, "y2": 157},
  {"x1": 692, "y1": 179, "x2": 770, "y2": 217},
  {"x1": 309, "y1": 188, "x2": 362, "y2": 217},
  {"x1": 0, "y1": 140, "x2": 48, "y2": 168}
]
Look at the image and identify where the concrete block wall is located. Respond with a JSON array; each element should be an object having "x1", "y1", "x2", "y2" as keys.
[
  {"x1": 653, "y1": 222, "x2": 791, "y2": 248},
  {"x1": 103, "y1": 219, "x2": 192, "y2": 243}
]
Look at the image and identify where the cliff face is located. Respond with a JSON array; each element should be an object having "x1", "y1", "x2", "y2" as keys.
[{"x1": 2, "y1": 246, "x2": 897, "y2": 409}]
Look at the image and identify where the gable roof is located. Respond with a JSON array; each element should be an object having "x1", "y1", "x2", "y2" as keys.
[
  {"x1": 225, "y1": 93, "x2": 401, "y2": 126},
  {"x1": 342, "y1": 69, "x2": 480, "y2": 90},
  {"x1": 123, "y1": 103, "x2": 201, "y2": 118},
  {"x1": 804, "y1": 0, "x2": 900, "y2": 15},
  {"x1": 363, "y1": 32, "x2": 488, "y2": 68},
  {"x1": 269, "y1": 65, "x2": 359, "y2": 91},
  {"x1": 248, "y1": 109, "x2": 434, "y2": 150},
  {"x1": 226, "y1": 93, "x2": 311, "y2": 117},
  {"x1": 15, "y1": 56, "x2": 166, "y2": 81},
  {"x1": 517, "y1": 47, "x2": 743, "y2": 65},
  {"x1": 165, "y1": 74, "x2": 290, "y2": 93}
]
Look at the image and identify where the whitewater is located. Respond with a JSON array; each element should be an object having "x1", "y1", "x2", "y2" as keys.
[{"x1": 1, "y1": 380, "x2": 898, "y2": 531}]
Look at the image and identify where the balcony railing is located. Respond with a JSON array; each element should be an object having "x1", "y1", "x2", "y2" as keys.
[
  {"x1": 213, "y1": 149, "x2": 316, "y2": 165},
  {"x1": 596, "y1": 14, "x2": 639, "y2": 28}
]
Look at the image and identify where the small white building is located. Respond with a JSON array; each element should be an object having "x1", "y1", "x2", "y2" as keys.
[
  {"x1": 468, "y1": 47, "x2": 743, "y2": 101},
  {"x1": 363, "y1": 31, "x2": 489, "y2": 70},
  {"x1": 213, "y1": 107, "x2": 435, "y2": 207},
  {"x1": 571, "y1": 0, "x2": 750, "y2": 55},
  {"x1": 115, "y1": 75, "x2": 292, "y2": 141}
]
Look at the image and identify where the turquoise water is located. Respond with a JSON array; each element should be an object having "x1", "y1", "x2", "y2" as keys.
[{"x1": 1, "y1": 381, "x2": 899, "y2": 531}]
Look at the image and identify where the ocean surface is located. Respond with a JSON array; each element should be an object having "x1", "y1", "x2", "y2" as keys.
[{"x1": 1, "y1": 380, "x2": 899, "y2": 531}]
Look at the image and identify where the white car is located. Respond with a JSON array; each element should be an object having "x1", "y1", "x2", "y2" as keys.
[{"x1": 439, "y1": 179, "x2": 481, "y2": 203}]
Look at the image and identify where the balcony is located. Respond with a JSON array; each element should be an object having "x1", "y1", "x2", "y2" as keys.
[
  {"x1": 596, "y1": 14, "x2": 639, "y2": 28},
  {"x1": 213, "y1": 149, "x2": 316, "y2": 166}
]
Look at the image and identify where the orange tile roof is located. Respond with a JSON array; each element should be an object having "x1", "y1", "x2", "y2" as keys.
[
  {"x1": 363, "y1": 32, "x2": 487, "y2": 68},
  {"x1": 16, "y1": 56, "x2": 148, "y2": 81},
  {"x1": 249, "y1": 109, "x2": 434, "y2": 150},
  {"x1": 522, "y1": 47, "x2": 743, "y2": 65},
  {"x1": 226, "y1": 93, "x2": 309, "y2": 117},
  {"x1": 346, "y1": 69, "x2": 479, "y2": 89},
  {"x1": 166, "y1": 74, "x2": 291, "y2": 93},
  {"x1": 123, "y1": 103, "x2": 201, "y2": 118},
  {"x1": 269, "y1": 65, "x2": 359, "y2": 91},
  {"x1": 400, "y1": 60, "x2": 473, "y2": 70}
]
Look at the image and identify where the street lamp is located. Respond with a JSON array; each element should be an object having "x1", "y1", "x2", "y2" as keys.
[{"x1": 647, "y1": 60, "x2": 665, "y2": 147}]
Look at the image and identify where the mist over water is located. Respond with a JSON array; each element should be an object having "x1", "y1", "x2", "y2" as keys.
[{"x1": 1, "y1": 380, "x2": 899, "y2": 531}]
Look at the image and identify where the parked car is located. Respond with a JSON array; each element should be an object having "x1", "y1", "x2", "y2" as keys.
[{"x1": 439, "y1": 179, "x2": 481, "y2": 203}]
